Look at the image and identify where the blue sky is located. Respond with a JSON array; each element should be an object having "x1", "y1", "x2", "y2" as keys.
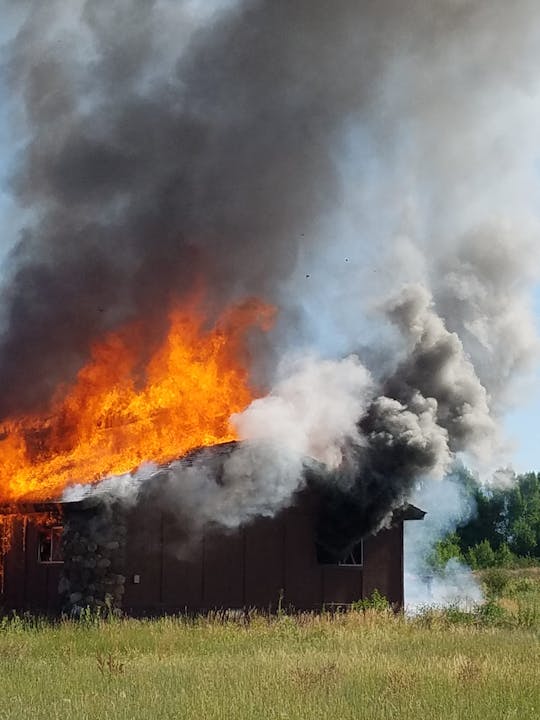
[{"x1": 504, "y1": 287, "x2": 540, "y2": 472}]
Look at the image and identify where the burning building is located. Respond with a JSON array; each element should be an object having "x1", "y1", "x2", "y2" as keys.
[
  {"x1": 0, "y1": 443, "x2": 425, "y2": 616},
  {"x1": 0, "y1": 294, "x2": 426, "y2": 615},
  {"x1": 0, "y1": 286, "x2": 425, "y2": 615},
  {"x1": 0, "y1": 2, "x2": 539, "y2": 613}
]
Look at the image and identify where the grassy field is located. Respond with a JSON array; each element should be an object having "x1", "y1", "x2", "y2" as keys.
[{"x1": 0, "y1": 570, "x2": 539, "y2": 720}]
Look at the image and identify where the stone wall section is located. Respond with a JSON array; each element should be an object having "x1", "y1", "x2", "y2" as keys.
[{"x1": 59, "y1": 499, "x2": 127, "y2": 615}]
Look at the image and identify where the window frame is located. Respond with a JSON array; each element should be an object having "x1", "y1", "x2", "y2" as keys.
[
  {"x1": 337, "y1": 539, "x2": 363, "y2": 567},
  {"x1": 37, "y1": 526, "x2": 64, "y2": 565},
  {"x1": 317, "y1": 538, "x2": 363, "y2": 567}
]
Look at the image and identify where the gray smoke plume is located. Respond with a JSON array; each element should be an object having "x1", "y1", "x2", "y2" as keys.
[
  {"x1": 3, "y1": 1, "x2": 540, "y2": 559},
  {"x1": 434, "y1": 227, "x2": 540, "y2": 411},
  {"x1": 384, "y1": 284, "x2": 496, "y2": 460},
  {"x1": 316, "y1": 284, "x2": 494, "y2": 555},
  {"x1": 2, "y1": 0, "x2": 539, "y2": 416},
  {"x1": 0, "y1": 0, "x2": 395, "y2": 415}
]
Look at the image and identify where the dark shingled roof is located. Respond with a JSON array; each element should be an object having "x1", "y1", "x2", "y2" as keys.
[{"x1": 392, "y1": 503, "x2": 426, "y2": 521}]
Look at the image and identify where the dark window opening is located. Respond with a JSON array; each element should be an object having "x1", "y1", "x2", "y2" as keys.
[
  {"x1": 339, "y1": 542, "x2": 363, "y2": 566},
  {"x1": 317, "y1": 539, "x2": 363, "y2": 566},
  {"x1": 37, "y1": 527, "x2": 63, "y2": 563}
]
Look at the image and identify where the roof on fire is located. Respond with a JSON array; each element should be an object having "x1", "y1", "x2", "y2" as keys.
[{"x1": 0, "y1": 441, "x2": 426, "y2": 521}]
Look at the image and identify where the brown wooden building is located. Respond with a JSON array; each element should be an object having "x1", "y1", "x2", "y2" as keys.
[{"x1": 0, "y1": 489, "x2": 424, "y2": 616}]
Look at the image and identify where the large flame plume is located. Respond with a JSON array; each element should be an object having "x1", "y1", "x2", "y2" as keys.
[{"x1": 0, "y1": 297, "x2": 274, "y2": 503}]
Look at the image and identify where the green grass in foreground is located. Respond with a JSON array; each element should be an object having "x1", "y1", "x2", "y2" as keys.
[{"x1": 0, "y1": 572, "x2": 539, "y2": 720}]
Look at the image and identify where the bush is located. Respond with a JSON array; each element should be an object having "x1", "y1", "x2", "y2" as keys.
[
  {"x1": 494, "y1": 543, "x2": 516, "y2": 568},
  {"x1": 507, "y1": 577, "x2": 536, "y2": 595},
  {"x1": 438, "y1": 604, "x2": 476, "y2": 626},
  {"x1": 482, "y1": 568, "x2": 510, "y2": 598},
  {"x1": 515, "y1": 600, "x2": 540, "y2": 628},
  {"x1": 466, "y1": 540, "x2": 496, "y2": 569},
  {"x1": 353, "y1": 589, "x2": 391, "y2": 612},
  {"x1": 476, "y1": 599, "x2": 508, "y2": 626}
]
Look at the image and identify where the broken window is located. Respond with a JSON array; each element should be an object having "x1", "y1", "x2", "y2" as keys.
[
  {"x1": 338, "y1": 541, "x2": 363, "y2": 567},
  {"x1": 316, "y1": 539, "x2": 363, "y2": 566},
  {"x1": 37, "y1": 527, "x2": 63, "y2": 563}
]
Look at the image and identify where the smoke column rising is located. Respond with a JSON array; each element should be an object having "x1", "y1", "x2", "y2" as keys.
[{"x1": 1, "y1": 1, "x2": 540, "y2": 557}]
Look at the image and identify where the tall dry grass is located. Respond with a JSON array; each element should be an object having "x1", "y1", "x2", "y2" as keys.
[{"x1": 0, "y1": 574, "x2": 538, "y2": 720}]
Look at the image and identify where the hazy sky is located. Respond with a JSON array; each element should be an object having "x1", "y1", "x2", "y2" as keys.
[{"x1": 504, "y1": 288, "x2": 540, "y2": 472}]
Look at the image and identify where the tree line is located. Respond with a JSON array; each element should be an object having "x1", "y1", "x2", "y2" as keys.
[{"x1": 432, "y1": 470, "x2": 540, "y2": 569}]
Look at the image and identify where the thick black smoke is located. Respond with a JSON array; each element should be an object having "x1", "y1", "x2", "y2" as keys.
[
  {"x1": 319, "y1": 285, "x2": 491, "y2": 555},
  {"x1": 3, "y1": 1, "x2": 540, "y2": 556},
  {"x1": 4, "y1": 0, "x2": 539, "y2": 416},
  {"x1": 0, "y1": 0, "x2": 392, "y2": 416}
]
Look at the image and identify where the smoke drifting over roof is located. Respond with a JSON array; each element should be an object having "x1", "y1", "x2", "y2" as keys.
[{"x1": 2, "y1": 1, "x2": 540, "y2": 551}]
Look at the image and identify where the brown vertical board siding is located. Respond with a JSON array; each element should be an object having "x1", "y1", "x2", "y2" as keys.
[
  {"x1": 0, "y1": 494, "x2": 414, "y2": 614},
  {"x1": 283, "y1": 505, "x2": 323, "y2": 610},
  {"x1": 321, "y1": 565, "x2": 363, "y2": 606},
  {"x1": 243, "y1": 516, "x2": 285, "y2": 610},
  {"x1": 2, "y1": 518, "x2": 63, "y2": 615},
  {"x1": 202, "y1": 527, "x2": 244, "y2": 609},
  {"x1": 362, "y1": 523, "x2": 403, "y2": 607},
  {"x1": 22, "y1": 522, "x2": 49, "y2": 612},
  {"x1": 161, "y1": 515, "x2": 204, "y2": 611},
  {"x1": 2, "y1": 518, "x2": 26, "y2": 610},
  {"x1": 0, "y1": 519, "x2": 62, "y2": 615},
  {"x1": 45, "y1": 564, "x2": 63, "y2": 615},
  {"x1": 398, "y1": 522, "x2": 404, "y2": 609},
  {"x1": 123, "y1": 504, "x2": 162, "y2": 613}
]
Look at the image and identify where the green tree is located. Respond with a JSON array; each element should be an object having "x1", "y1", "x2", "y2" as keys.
[
  {"x1": 429, "y1": 533, "x2": 463, "y2": 569},
  {"x1": 506, "y1": 473, "x2": 540, "y2": 556},
  {"x1": 466, "y1": 539, "x2": 496, "y2": 569},
  {"x1": 494, "y1": 542, "x2": 515, "y2": 568},
  {"x1": 458, "y1": 486, "x2": 507, "y2": 552},
  {"x1": 427, "y1": 468, "x2": 540, "y2": 568}
]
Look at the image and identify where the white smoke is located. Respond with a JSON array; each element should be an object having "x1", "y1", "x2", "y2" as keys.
[
  {"x1": 435, "y1": 226, "x2": 540, "y2": 412},
  {"x1": 62, "y1": 461, "x2": 159, "y2": 506},
  {"x1": 232, "y1": 354, "x2": 373, "y2": 468},
  {"x1": 406, "y1": 557, "x2": 484, "y2": 612},
  {"x1": 405, "y1": 473, "x2": 483, "y2": 611},
  {"x1": 162, "y1": 441, "x2": 305, "y2": 532}
]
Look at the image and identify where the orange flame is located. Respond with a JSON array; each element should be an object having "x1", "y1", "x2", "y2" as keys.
[{"x1": 0, "y1": 297, "x2": 275, "y2": 503}]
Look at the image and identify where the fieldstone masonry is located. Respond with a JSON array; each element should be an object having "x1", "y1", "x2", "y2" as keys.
[{"x1": 59, "y1": 497, "x2": 127, "y2": 615}]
